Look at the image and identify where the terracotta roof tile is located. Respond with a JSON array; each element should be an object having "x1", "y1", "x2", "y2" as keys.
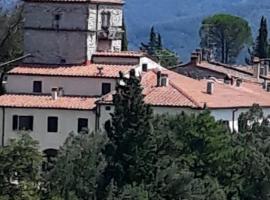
[
  {"x1": 8, "y1": 64, "x2": 134, "y2": 78},
  {"x1": 0, "y1": 94, "x2": 97, "y2": 110}
]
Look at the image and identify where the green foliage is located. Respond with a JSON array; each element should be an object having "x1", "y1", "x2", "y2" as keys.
[
  {"x1": 45, "y1": 132, "x2": 106, "y2": 200},
  {"x1": 121, "y1": 15, "x2": 128, "y2": 51},
  {"x1": 200, "y1": 14, "x2": 252, "y2": 63},
  {"x1": 236, "y1": 104, "x2": 270, "y2": 199},
  {"x1": 0, "y1": 134, "x2": 42, "y2": 200},
  {"x1": 254, "y1": 16, "x2": 269, "y2": 59},
  {"x1": 152, "y1": 111, "x2": 240, "y2": 199},
  {"x1": 99, "y1": 69, "x2": 156, "y2": 194},
  {"x1": 0, "y1": 5, "x2": 23, "y2": 62},
  {"x1": 141, "y1": 27, "x2": 180, "y2": 67}
]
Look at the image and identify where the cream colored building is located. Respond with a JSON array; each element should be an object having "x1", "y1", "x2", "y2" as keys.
[{"x1": 1, "y1": 0, "x2": 270, "y2": 157}]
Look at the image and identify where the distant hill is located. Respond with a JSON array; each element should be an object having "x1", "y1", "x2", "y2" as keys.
[
  {"x1": 2, "y1": 0, "x2": 270, "y2": 62},
  {"x1": 125, "y1": 0, "x2": 270, "y2": 62}
]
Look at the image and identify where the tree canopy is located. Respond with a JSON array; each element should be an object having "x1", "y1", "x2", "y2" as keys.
[
  {"x1": 199, "y1": 14, "x2": 252, "y2": 64},
  {"x1": 141, "y1": 27, "x2": 181, "y2": 68}
]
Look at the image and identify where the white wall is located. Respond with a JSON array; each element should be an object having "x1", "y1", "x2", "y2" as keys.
[
  {"x1": 7, "y1": 75, "x2": 117, "y2": 96},
  {"x1": 99, "y1": 104, "x2": 270, "y2": 132},
  {"x1": 2, "y1": 108, "x2": 96, "y2": 150}
]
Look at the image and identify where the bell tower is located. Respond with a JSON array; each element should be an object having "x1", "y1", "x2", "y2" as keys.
[{"x1": 23, "y1": 0, "x2": 124, "y2": 65}]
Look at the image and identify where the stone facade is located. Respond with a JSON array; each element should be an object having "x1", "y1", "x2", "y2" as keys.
[{"x1": 23, "y1": 2, "x2": 123, "y2": 65}]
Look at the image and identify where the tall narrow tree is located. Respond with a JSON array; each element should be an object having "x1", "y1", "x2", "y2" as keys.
[
  {"x1": 97, "y1": 70, "x2": 156, "y2": 198},
  {"x1": 254, "y1": 16, "x2": 269, "y2": 59},
  {"x1": 121, "y1": 15, "x2": 128, "y2": 51}
]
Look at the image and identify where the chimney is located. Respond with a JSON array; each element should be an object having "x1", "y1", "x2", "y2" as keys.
[
  {"x1": 195, "y1": 48, "x2": 202, "y2": 63},
  {"x1": 236, "y1": 79, "x2": 242, "y2": 87},
  {"x1": 207, "y1": 80, "x2": 214, "y2": 95},
  {"x1": 58, "y1": 87, "x2": 64, "y2": 97},
  {"x1": 157, "y1": 71, "x2": 169, "y2": 87},
  {"x1": 51, "y1": 88, "x2": 58, "y2": 100},
  {"x1": 190, "y1": 52, "x2": 199, "y2": 66},
  {"x1": 263, "y1": 79, "x2": 268, "y2": 89},
  {"x1": 253, "y1": 57, "x2": 261, "y2": 80},
  {"x1": 267, "y1": 82, "x2": 270, "y2": 92},
  {"x1": 263, "y1": 60, "x2": 269, "y2": 76}
]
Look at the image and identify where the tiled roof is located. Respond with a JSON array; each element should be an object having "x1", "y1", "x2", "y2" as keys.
[
  {"x1": 0, "y1": 94, "x2": 97, "y2": 110},
  {"x1": 8, "y1": 64, "x2": 134, "y2": 78},
  {"x1": 99, "y1": 68, "x2": 270, "y2": 109},
  {"x1": 24, "y1": 0, "x2": 124, "y2": 5},
  {"x1": 196, "y1": 61, "x2": 259, "y2": 82},
  {"x1": 93, "y1": 51, "x2": 145, "y2": 58},
  {"x1": 163, "y1": 69, "x2": 270, "y2": 109}
]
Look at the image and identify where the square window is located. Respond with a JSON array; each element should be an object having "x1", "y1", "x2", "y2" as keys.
[
  {"x1": 13, "y1": 115, "x2": 33, "y2": 131},
  {"x1": 142, "y1": 64, "x2": 148, "y2": 72},
  {"x1": 105, "y1": 106, "x2": 111, "y2": 111},
  {"x1": 55, "y1": 14, "x2": 61, "y2": 21},
  {"x1": 48, "y1": 117, "x2": 58, "y2": 133},
  {"x1": 102, "y1": 83, "x2": 111, "y2": 95},
  {"x1": 33, "y1": 81, "x2": 42, "y2": 93},
  {"x1": 78, "y1": 118, "x2": 88, "y2": 133}
]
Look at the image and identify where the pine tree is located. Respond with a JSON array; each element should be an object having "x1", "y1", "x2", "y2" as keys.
[
  {"x1": 254, "y1": 16, "x2": 269, "y2": 58},
  {"x1": 121, "y1": 15, "x2": 128, "y2": 51},
  {"x1": 98, "y1": 69, "x2": 156, "y2": 198}
]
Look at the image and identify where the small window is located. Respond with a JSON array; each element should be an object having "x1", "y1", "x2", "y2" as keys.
[
  {"x1": 13, "y1": 115, "x2": 33, "y2": 131},
  {"x1": 47, "y1": 117, "x2": 58, "y2": 133},
  {"x1": 78, "y1": 118, "x2": 88, "y2": 133},
  {"x1": 54, "y1": 14, "x2": 61, "y2": 21},
  {"x1": 105, "y1": 106, "x2": 111, "y2": 111},
  {"x1": 102, "y1": 83, "x2": 111, "y2": 95},
  {"x1": 33, "y1": 81, "x2": 42, "y2": 93},
  {"x1": 142, "y1": 64, "x2": 148, "y2": 72},
  {"x1": 60, "y1": 59, "x2": 66, "y2": 64}
]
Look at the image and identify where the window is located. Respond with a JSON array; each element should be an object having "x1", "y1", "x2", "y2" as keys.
[
  {"x1": 78, "y1": 118, "x2": 88, "y2": 133},
  {"x1": 54, "y1": 14, "x2": 61, "y2": 21},
  {"x1": 47, "y1": 117, "x2": 58, "y2": 133},
  {"x1": 101, "y1": 11, "x2": 111, "y2": 29},
  {"x1": 105, "y1": 106, "x2": 111, "y2": 111},
  {"x1": 13, "y1": 115, "x2": 33, "y2": 131},
  {"x1": 33, "y1": 81, "x2": 42, "y2": 93},
  {"x1": 102, "y1": 83, "x2": 111, "y2": 95},
  {"x1": 142, "y1": 64, "x2": 148, "y2": 72}
]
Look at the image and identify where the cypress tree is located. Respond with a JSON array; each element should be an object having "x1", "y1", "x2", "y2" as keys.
[
  {"x1": 255, "y1": 16, "x2": 269, "y2": 58},
  {"x1": 98, "y1": 69, "x2": 156, "y2": 196},
  {"x1": 121, "y1": 15, "x2": 128, "y2": 51}
]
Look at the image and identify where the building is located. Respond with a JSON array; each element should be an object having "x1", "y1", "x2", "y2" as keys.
[
  {"x1": 23, "y1": 0, "x2": 124, "y2": 65},
  {"x1": 1, "y1": 0, "x2": 270, "y2": 155}
]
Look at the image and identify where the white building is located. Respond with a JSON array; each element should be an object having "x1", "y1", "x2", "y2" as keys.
[{"x1": 1, "y1": 0, "x2": 270, "y2": 156}]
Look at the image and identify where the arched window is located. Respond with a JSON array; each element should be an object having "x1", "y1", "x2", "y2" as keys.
[{"x1": 101, "y1": 11, "x2": 111, "y2": 29}]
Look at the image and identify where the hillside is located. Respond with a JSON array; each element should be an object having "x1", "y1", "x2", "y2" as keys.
[
  {"x1": 2, "y1": 0, "x2": 270, "y2": 62},
  {"x1": 125, "y1": 0, "x2": 270, "y2": 62}
]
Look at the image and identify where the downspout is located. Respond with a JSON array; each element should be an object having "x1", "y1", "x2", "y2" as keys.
[
  {"x1": 232, "y1": 108, "x2": 238, "y2": 133},
  {"x1": 1, "y1": 107, "x2": 5, "y2": 146},
  {"x1": 95, "y1": 103, "x2": 101, "y2": 132}
]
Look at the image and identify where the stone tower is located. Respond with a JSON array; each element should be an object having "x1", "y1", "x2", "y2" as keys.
[{"x1": 23, "y1": 0, "x2": 124, "y2": 65}]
